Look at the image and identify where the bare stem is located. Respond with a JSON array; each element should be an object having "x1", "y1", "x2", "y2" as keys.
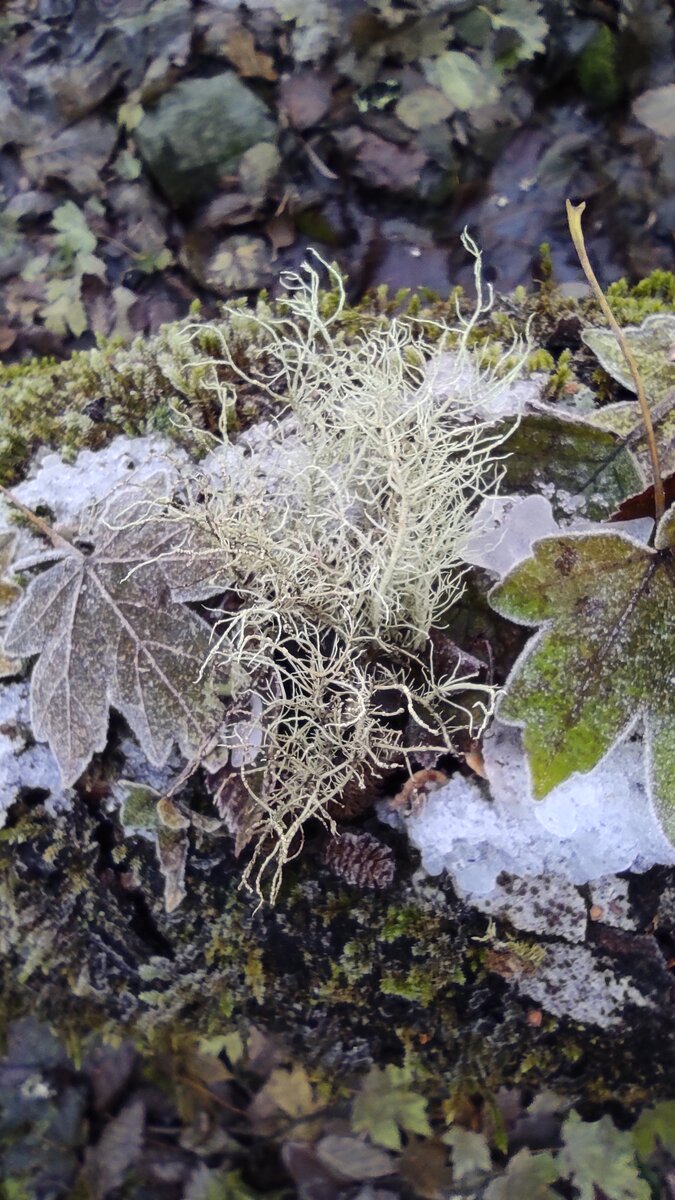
[
  {"x1": 566, "y1": 199, "x2": 665, "y2": 522},
  {"x1": 0, "y1": 484, "x2": 76, "y2": 551}
]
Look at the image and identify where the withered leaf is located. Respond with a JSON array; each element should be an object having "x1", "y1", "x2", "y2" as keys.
[{"x1": 4, "y1": 483, "x2": 225, "y2": 785}]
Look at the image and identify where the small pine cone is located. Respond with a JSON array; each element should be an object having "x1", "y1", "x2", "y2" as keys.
[
  {"x1": 321, "y1": 830, "x2": 395, "y2": 889},
  {"x1": 208, "y1": 767, "x2": 258, "y2": 856}
]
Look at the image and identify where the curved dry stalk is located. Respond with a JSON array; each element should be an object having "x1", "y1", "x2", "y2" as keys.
[{"x1": 566, "y1": 199, "x2": 665, "y2": 521}]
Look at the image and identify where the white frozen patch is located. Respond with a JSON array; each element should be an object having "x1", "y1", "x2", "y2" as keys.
[
  {"x1": 383, "y1": 721, "x2": 675, "y2": 900},
  {"x1": 14, "y1": 436, "x2": 188, "y2": 527},
  {"x1": 421, "y1": 352, "x2": 546, "y2": 420},
  {"x1": 472, "y1": 873, "x2": 588, "y2": 942},
  {"x1": 463, "y1": 494, "x2": 559, "y2": 576},
  {"x1": 0, "y1": 681, "x2": 72, "y2": 823}
]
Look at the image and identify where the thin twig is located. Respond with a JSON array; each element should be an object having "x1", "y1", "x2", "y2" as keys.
[
  {"x1": 0, "y1": 484, "x2": 75, "y2": 552},
  {"x1": 566, "y1": 199, "x2": 665, "y2": 521}
]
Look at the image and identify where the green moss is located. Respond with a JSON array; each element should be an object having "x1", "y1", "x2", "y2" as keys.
[
  {"x1": 380, "y1": 961, "x2": 464, "y2": 1004},
  {"x1": 527, "y1": 348, "x2": 555, "y2": 373},
  {"x1": 604, "y1": 271, "x2": 675, "y2": 324},
  {"x1": 577, "y1": 25, "x2": 620, "y2": 108}
]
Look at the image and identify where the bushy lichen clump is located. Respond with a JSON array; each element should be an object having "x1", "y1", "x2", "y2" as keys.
[{"x1": 164, "y1": 244, "x2": 526, "y2": 899}]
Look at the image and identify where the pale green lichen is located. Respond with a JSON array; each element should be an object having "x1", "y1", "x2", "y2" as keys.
[{"x1": 168, "y1": 241, "x2": 525, "y2": 900}]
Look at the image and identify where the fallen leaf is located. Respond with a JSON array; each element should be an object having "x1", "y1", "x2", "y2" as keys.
[
  {"x1": 443, "y1": 1127, "x2": 491, "y2": 1183},
  {"x1": 316, "y1": 1135, "x2": 395, "y2": 1180},
  {"x1": 84, "y1": 1098, "x2": 145, "y2": 1199},
  {"x1": 279, "y1": 72, "x2": 332, "y2": 129},
  {"x1": 489, "y1": 508, "x2": 675, "y2": 839},
  {"x1": 395, "y1": 87, "x2": 454, "y2": 130},
  {"x1": 224, "y1": 27, "x2": 277, "y2": 81},
  {"x1": 583, "y1": 313, "x2": 675, "y2": 406},
  {"x1": 632, "y1": 1100, "x2": 675, "y2": 1158},
  {"x1": 424, "y1": 51, "x2": 499, "y2": 111},
  {"x1": 351, "y1": 1064, "x2": 431, "y2": 1151},
  {"x1": 338, "y1": 127, "x2": 428, "y2": 191},
  {"x1": 4, "y1": 482, "x2": 225, "y2": 785},
  {"x1": 633, "y1": 84, "x2": 675, "y2": 138},
  {"x1": 484, "y1": 1147, "x2": 559, "y2": 1200},
  {"x1": 560, "y1": 1111, "x2": 650, "y2": 1200}
]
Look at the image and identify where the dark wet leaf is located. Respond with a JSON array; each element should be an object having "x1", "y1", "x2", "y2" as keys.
[
  {"x1": 4, "y1": 483, "x2": 224, "y2": 785},
  {"x1": 279, "y1": 72, "x2": 332, "y2": 130},
  {"x1": 282, "y1": 1142, "x2": 342, "y2": 1200},
  {"x1": 83, "y1": 1041, "x2": 138, "y2": 1114},
  {"x1": 316, "y1": 1135, "x2": 396, "y2": 1180},
  {"x1": 500, "y1": 411, "x2": 643, "y2": 519},
  {"x1": 337, "y1": 128, "x2": 428, "y2": 192},
  {"x1": 84, "y1": 1098, "x2": 145, "y2": 1199}
]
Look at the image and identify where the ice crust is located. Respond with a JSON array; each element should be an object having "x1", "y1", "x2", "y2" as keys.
[
  {"x1": 0, "y1": 681, "x2": 72, "y2": 823},
  {"x1": 393, "y1": 722, "x2": 675, "y2": 897}
]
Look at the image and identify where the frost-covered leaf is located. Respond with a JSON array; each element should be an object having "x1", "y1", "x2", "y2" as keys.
[
  {"x1": 4, "y1": 484, "x2": 224, "y2": 785},
  {"x1": 489, "y1": 508, "x2": 675, "y2": 839},
  {"x1": 316, "y1": 1135, "x2": 395, "y2": 1180},
  {"x1": 582, "y1": 313, "x2": 675, "y2": 402},
  {"x1": 351, "y1": 1064, "x2": 431, "y2": 1151},
  {"x1": 443, "y1": 1127, "x2": 491, "y2": 1182},
  {"x1": 632, "y1": 1100, "x2": 675, "y2": 1158},
  {"x1": 590, "y1": 396, "x2": 675, "y2": 478},
  {"x1": 484, "y1": 1147, "x2": 559, "y2": 1200},
  {"x1": 559, "y1": 1111, "x2": 650, "y2": 1200}
]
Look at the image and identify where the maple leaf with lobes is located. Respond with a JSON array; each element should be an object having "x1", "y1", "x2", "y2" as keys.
[
  {"x1": 3, "y1": 484, "x2": 226, "y2": 785},
  {"x1": 489, "y1": 508, "x2": 675, "y2": 840}
]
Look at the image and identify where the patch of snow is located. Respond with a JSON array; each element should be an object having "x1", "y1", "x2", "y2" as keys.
[
  {"x1": 421, "y1": 352, "x2": 546, "y2": 420},
  {"x1": 383, "y1": 721, "x2": 675, "y2": 900},
  {"x1": 471, "y1": 873, "x2": 587, "y2": 942},
  {"x1": 462, "y1": 495, "x2": 558, "y2": 576},
  {"x1": 463, "y1": 494, "x2": 655, "y2": 582},
  {"x1": 13, "y1": 436, "x2": 189, "y2": 527},
  {"x1": 0, "y1": 680, "x2": 72, "y2": 824}
]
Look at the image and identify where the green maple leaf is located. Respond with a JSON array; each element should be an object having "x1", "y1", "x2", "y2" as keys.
[
  {"x1": 559, "y1": 1112, "x2": 650, "y2": 1200},
  {"x1": 489, "y1": 508, "x2": 675, "y2": 839},
  {"x1": 351, "y1": 1064, "x2": 431, "y2": 1151}
]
